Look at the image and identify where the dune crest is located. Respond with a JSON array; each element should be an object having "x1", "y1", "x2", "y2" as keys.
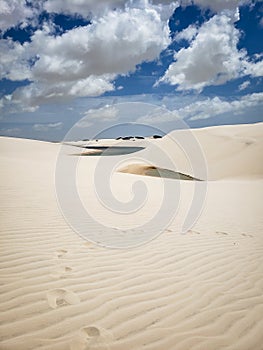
[{"x1": 118, "y1": 163, "x2": 202, "y2": 181}]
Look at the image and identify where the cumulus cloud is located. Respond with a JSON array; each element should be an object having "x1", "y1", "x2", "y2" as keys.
[
  {"x1": 193, "y1": 0, "x2": 239, "y2": 11},
  {"x1": 43, "y1": 0, "x2": 247, "y2": 18},
  {"x1": 0, "y1": 0, "x2": 261, "y2": 118},
  {"x1": 158, "y1": 10, "x2": 263, "y2": 91},
  {"x1": 33, "y1": 122, "x2": 63, "y2": 132},
  {"x1": 181, "y1": 0, "x2": 249, "y2": 12},
  {"x1": 0, "y1": 0, "x2": 36, "y2": 32},
  {"x1": 44, "y1": 0, "x2": 126, "y2": 17},
  {"x1": 244, "y1": 59, "x2": 263, "y2": 78},
  {"x1": 238, "y1": 80, "x2": 250, "y2": 91},
  {"x1": 175, "y1": 25, "x2": 198, "y2": 42},
  {"x1": 187, "y1": 92, "x2": 263, "y2": 120},
  {"x1": 0, "y1": 39, "x2": 32, "y2": 81},
  {"x1": 0, "y1": 91, "x2": 38, "y2": 114},
  {"x1": 138, "y1": 92, "x2": 263, "y2": 123},
  {"x1": 43, "y1": 0, "x2": 178, "y2": 17},
  {"x1": 75, "y1": 120, "x2": 93, "y2": 128},
  {"x1": 0, "y1": 1, "x2": 173, "y2": 111},
  {"x1": 76, "y1": 105, "x2": 119, "y2": 127},
  {"x1": 84, "y1": 105, "x2": 119, "y2": 121},
  {"x1": 31, "y1": 6, "x2": 171, "y2": 80}
]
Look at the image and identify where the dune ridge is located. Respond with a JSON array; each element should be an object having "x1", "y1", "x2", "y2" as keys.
[
  {"x1": 1, "y1": 123, "x2": 263, "y2": 349},
  {"x1": 118, "y1": 163, "x2": 202, "y2": 181},
  {"x1": 164, "y1": 122, "x2": 263, "y2": 180}
]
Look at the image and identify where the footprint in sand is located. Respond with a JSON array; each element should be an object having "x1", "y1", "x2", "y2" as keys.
[
  {"x1": 70, "y1": 326, "x2": 112, "y2": 350},
  {"x1": 241, "y1": 233, "x2": 253, "y2": 238},
  {"x1": 50, "y1": 265, "x2": 73, "y2": 279},
  {"x1": 165, "y1": 229, "x2": 173, "y2": 234},
  {"x1": 216, "y1": 231, "x2": 228, "y2": 236},
  {"x1": 83, "y1": 241, "x2": 97, "y2": 250},
  {"x1": 188, "y1": 230, "x2": 201, "y2": 235},
  {"x1": 47, "y1": 288, "x2": 80, "y2": 309},
  {"x1": 54, "y1": 249, "x2": 68, "y2": 258}
]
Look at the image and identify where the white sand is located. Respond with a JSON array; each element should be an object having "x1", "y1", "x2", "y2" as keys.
[{"x1": 0, "y1": 123, "x2": 263, "y2": 350}]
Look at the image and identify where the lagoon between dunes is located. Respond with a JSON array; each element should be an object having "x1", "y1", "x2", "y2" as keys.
[{"x1": 1, "y1": 122, "x2": 263, "y2": 350}]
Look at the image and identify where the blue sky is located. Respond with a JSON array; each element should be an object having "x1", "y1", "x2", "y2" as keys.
[{"x1": 0, "y1": 0, "x2": 262, "y2": 140}]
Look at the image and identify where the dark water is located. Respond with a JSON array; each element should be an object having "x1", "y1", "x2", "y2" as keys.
[{"x1": 76, "y1": 146, "x2": 144, "y2": 156}]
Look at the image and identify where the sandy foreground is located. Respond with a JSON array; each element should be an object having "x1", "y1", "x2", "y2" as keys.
[{"x1": 0, "y1": 123, "x2": 263, "y2": 350}]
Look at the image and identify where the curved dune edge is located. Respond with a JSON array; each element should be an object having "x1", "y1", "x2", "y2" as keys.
[{"x1": 118, "y1": 163, "x2": 202, "y2": 181}]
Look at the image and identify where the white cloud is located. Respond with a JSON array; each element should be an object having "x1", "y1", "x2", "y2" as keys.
[
  {"x1": 44, "y1": 0, "x2": 126, "y2": 17},
  {"x1": 0, "y1": 39, "x2": 31, "y2": 81},
  {"x1": 181, "y1": 0, "x2": 250, "y2": 12},
  {"x1": 43, "y1": 0, "x2": 248, "y2": 18},
  {"x1": 43, "y1": 0, "x2": 178, "y2": 17},
  {"x1": 0, "y1": 0, "x2": 35, "y2": 32},
  {"x1": 33, "y1": 122, "x2": 63, "y2": 132},
  {"x1": 137, "y1": 105, "x2": 177, "y2": 123},
  {"x1": 76, "y1": 105, "x2": 119, "y2": 127},
  {"x1": 187, "y1": 92, "x2": 263, "y2": 120},
  {"x1": 31, "y1": 6, "x2": 171, "y2": 80},
  {"x1": 1, "y1": 0, "x2": 261, "y2": 118},
  {"x1": 138, "y1": 92, "x2": 263, "y2": 123},
  {"x1": 158, "y1": 11, "x2": 263, "y2": 91},
  {"x1": 44, "y1": 0, "x2": 260, "y2": 18},
  {"x1": 182, "y1": 0, "x2": 240, "y2": 12},
  {"x1": 0, "y1": 1, "x2": 173, "y2": 111},
  {"x1": 0, "y1": 91, "x2": 38, "y2": 114},
  {"x1": 238, "y1": 80, "x2": 250, "y2": 91},
  {"x1": 175, "y1": 25, "x2": 198, "y2": 42},
  {"x1": 244, "y1": 59, "x2": 263, "y2": 78},
  {"x1": 75, "y1": 120, "x2": 93, "y2": 128},
  {"x1": 85, "y1": 105, "x2": 119, "y2": 120},
  {"x1": 2, "y1": 74, "x2": 116, "y2": 112},
  {"x1": 68, "y1": 76, "x2": 116, "y2": 97}
]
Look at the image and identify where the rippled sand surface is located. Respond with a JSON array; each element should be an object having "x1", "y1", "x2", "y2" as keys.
[{"x1": 1, "y1": 123, "x2": 263, "y2": 350}]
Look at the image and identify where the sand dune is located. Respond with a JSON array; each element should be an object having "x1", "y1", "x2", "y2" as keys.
[
  {"x1": 164, "y1": 122, "x2": 263, "y2": 180},
  {"x1": 1, "y1": 123, "x2": 263, "y2": 349},
  {"x1": 118, "y1": 163, "x2": 201, "y2": 180}
]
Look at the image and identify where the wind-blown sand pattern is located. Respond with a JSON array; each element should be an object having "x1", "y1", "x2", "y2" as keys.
[{"x1": 1, "y1": 123, "x2": 263, "y2": 349}]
